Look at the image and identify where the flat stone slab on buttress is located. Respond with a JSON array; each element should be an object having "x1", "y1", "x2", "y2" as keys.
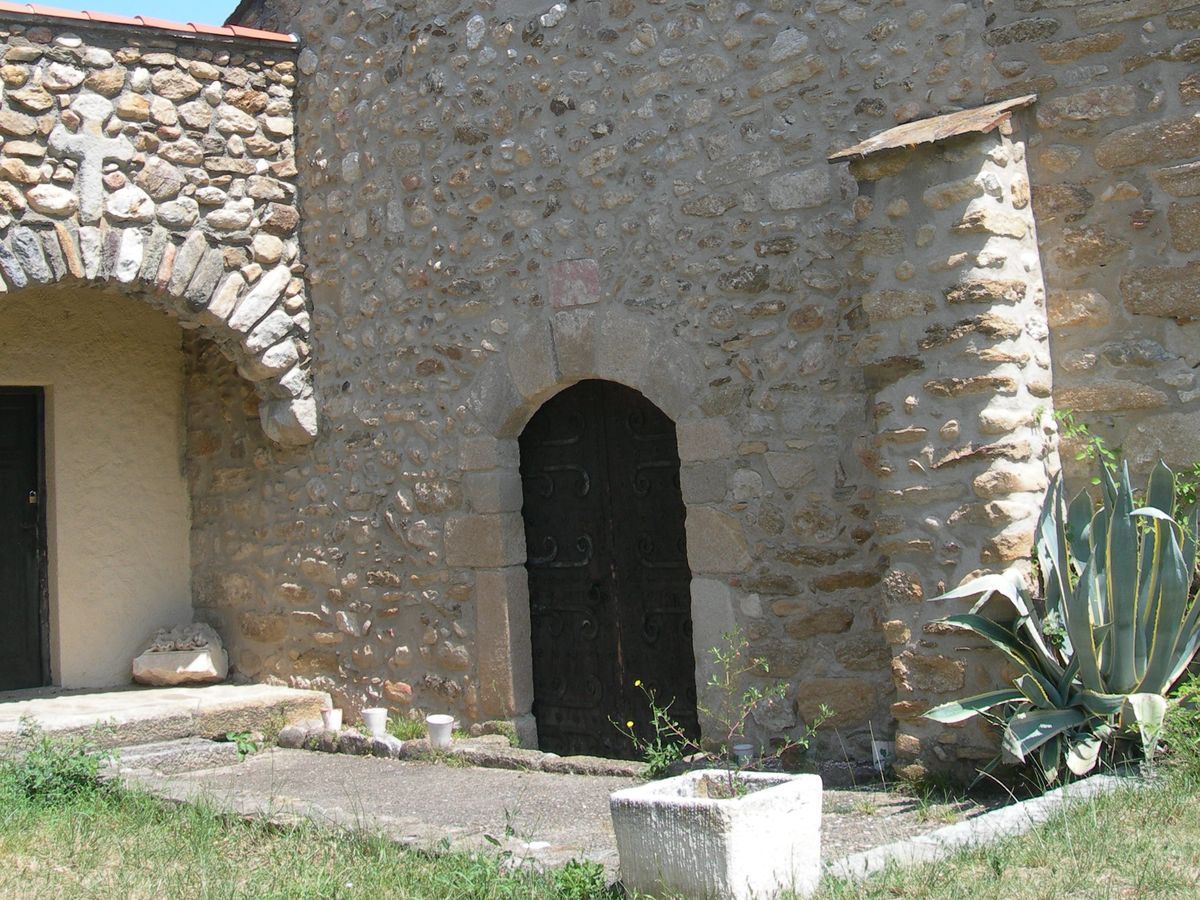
[{"x1": 124, "y1": 748, "x2": 636, "y2": 872}]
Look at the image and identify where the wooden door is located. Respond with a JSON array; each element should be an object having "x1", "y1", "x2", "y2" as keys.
[
  {"x1": 519, "y1": 380, "x2": 698, "y2": 758},
  {"x1": 0, "y1": 389, "x2": 47, "y2": 690}
]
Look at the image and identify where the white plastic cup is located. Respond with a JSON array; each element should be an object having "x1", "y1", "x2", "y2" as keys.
[
  {"x1": 321, "y1": 708, "x2": 343, "y2": 731},
  {"x1": 362, "y1": 707, "x2": 388, "y2": 737},
  {"x1": 426, "y1": 713, "x2": 454, "y2": 750}
]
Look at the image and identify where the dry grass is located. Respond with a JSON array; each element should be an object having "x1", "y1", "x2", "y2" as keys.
[{"x1": 815, "y1": 767, "x2": 1200, "y2": 899}]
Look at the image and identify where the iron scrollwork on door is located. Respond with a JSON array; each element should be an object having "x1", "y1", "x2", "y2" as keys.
[{"x1": 519, "y1": 380, "x2": 699, "y2": 759}]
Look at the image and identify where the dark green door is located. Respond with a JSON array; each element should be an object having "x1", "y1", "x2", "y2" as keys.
[{"x1": 0, "y1": 390, "x2": 47, "y2": 691}]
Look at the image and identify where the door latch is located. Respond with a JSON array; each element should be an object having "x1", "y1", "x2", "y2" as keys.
[{"x1": 27, "y1": 490, "x2": 37, "y2": 505}]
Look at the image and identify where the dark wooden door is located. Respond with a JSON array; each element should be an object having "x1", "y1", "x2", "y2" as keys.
[
  {"x1": 0, "y1": 389, "x2": 47, "y2": 691},
  {"x1": 519, "y1": 380, "x2": 698, "y2": 758}
]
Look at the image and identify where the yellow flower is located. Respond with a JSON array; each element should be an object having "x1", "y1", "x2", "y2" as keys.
[
  {"x1": 634, "y1": 679, "x2": 642, "y2": 687},
  {"x1": 626, "y1": 720, "x2": 634, "y2": 729}
]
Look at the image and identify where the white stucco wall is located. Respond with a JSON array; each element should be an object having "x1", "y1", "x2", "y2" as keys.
[{"x1": 0, "y1": 285, "x2": 191, "y2": 688}]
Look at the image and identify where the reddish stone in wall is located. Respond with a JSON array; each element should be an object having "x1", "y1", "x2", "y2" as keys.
[{"x1": 548, "y1": 258, "x2": 601, "y2": 309}]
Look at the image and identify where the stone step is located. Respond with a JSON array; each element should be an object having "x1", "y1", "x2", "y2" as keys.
[
  {"x1": 107, "y1": 737, "x2": 244, "y2": 775},
  {"x1": 0, "y1": 683, "x2": 330, "y2": 750}
]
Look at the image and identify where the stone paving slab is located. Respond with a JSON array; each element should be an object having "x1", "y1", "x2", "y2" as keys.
[
  {"x1": 0, "y1": 684, "x2": 330, "y2": 748},
  {"x1": 124, "y1": 747, "x2": 638, "y2": 872}
]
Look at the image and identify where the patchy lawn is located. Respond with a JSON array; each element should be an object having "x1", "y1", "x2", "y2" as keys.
[
  {"x1": 815, "y1": 768, "x2": 1200, "y2": 899},
  {"x1": 3, "y1": 730, "x2": 1200, "y2": 899},
  {"x1": 0, "y1": 781, "x2": 614, "y2": 899}
]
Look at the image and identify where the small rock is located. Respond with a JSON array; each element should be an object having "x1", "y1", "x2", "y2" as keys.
[
  {"x1": 252, "y1": 233, "x2": 284, "y2": 265},
  {"x1": 297, "y1": 47, "x2": 318, "y2": 76},
  {"x1": 337, "y1": 731, "x2": 371, "y2": 756},
  {"x1": 370, "y1": 735, "x2": 404, "y2": 758},
  {"x1": 466, "y1": 15, "x2": 486, "y2": 50},
  {"x1": 151, "y1": 68, "x2": 201, "y2": 101},
  {"x1": 276, "y1": 725, "x2": 307, "y2": 749},
  {"x1": 157, "y1": 198, "x2": 199, "y2": 229},
  {"x1": 25, "y1": 184, "x2": 78, "y2": 217},
  {"x1": 43, "y1": 62, "x2": 85, "y2": 91},
  {"x1": 540, "y1": 3, "x2": 568, "y2": 27},
  {"x1": 106, "y1": 184, "x2": 155, "y2": 222},
  {"x1": 115, "y1": 93, "x2": 150, "y2": 121}
]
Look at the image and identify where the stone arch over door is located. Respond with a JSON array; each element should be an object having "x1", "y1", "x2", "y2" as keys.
[
  {"x1": 451, "y1": 306, "x2": 755, "y2": 746},
  {"x1": 0, "y1": 225, "x2": 316, "y2": 446}
]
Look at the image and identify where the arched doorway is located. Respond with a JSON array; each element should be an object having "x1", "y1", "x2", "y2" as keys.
[{"x1": 518, "y1": 380, "x2": 699, "y2": 758}]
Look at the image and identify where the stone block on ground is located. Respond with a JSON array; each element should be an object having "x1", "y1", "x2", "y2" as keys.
[{"x1": 132, "y1": 623, "x2": 229, "y2": 686}]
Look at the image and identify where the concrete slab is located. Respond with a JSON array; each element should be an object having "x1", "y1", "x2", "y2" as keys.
[
  {"x1": 0, "y1": 684, "x2": 329, "y2": 748},
  {"x1": 124, "y1": 747, "x2": 638, "y2": 872}
]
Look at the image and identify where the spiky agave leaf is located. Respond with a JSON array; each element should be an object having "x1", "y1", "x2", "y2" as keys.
[
  {"x1": 1127, "y1": 693, "x2": 1168, "y2": 759},
  {"x1": 1003, "y1": 708, "x2": 1086, "y2": 762},
  {"x1": 923, "y1": 689, "x2": 1024, "y2": 724},
  {"x1": 1065, "y1": 733, "x2": 1103, "y2": 776}
]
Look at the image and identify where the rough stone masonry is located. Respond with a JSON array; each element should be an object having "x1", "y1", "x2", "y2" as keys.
[
  {"x1": 2, "y1": 0, "x2": 1198, "y2": 779},
  {"x1": 0, "y1": 16, "x2": 314, "y2": 444}
]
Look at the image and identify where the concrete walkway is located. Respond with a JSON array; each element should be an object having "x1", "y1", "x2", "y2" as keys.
[
  {"x1": 123, "y1": 747, "x2": 637, "y2": 872},
  {"x1": 0, "y1": 684, "x2": 328, "y2": 747}
]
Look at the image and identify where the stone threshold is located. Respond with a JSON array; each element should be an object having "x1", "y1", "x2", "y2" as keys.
[
  {"x1": 277, "y1": 721, "x2": 649, "y2": 778},
  {"x1": 825, "y1": 770, "x2": 1143, "y2": 882},
  {"x1": 0, "y1": 683, "x2": 330, "y2": 748}
]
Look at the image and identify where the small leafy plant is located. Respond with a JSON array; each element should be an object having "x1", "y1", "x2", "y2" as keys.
[
  {"x1": 387, "y1": 715, "x2": 428, "y2": 741},
  {"x1": 1054, "y1": 410, "x2": 1119, "y2": 483},
  {"x1": 614, "y1": 628, "x2": 832, "y2": 795},
  {"x1": 925, "y1": 459, "x2": 1200, "y2": 784},
  {"x1": 1, "y1": 718, "x2": 113, "y2": 804},
  {"x1": 224, "y1": 730, "x2": 260, "y2": 759}
]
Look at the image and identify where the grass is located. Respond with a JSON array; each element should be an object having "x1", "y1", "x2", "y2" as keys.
[
  {"x1": 6, "y1": 717, "x2": 1200, "y2": 898},
  {"x1": 813, "y1": 765, "x2": 1200, "y2": 899},
  {"x1": 386, "y1": 716, "x2": 428, "y2": 741},
  {"x1": 8, "y1": 763, "x2": 1200, "y2": 900},
  {"x1": 0, "y1": 779, "x2": 617, "y2": 898}
]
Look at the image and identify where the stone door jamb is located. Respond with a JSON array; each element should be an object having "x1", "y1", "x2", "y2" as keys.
[{"x1": 450, "y1": 305, "x2": 754, "y2": 746}]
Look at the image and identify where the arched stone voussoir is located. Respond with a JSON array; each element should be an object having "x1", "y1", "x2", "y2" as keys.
[
  {"x1": 0, "y1": 221, "x2": 319, "y2": 447},
  {"x1": 466, "y1": 306, "x2": 706, "y2": 439}
]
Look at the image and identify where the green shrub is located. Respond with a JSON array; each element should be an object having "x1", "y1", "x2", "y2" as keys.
[
  {"x1": 552, "y1": 860, "x2": 618, "y2": 899},
  {"x1": 1163, "y1": 673, "x2": 1200, "y2": 776},
  {"x1": 925, "y1": 460, "x2": 1200, "y2": 784},
  {"x1": 616, "y1": 627, "x2": 833, "y2": 788},
  {"x1": 1, "y1": 719, "x2": 112, "y2": 804}
]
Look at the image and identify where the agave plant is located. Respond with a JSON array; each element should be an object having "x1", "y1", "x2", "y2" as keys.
[{"x1": 924, "y1": 460, "x2": 1200, "y2": 782}]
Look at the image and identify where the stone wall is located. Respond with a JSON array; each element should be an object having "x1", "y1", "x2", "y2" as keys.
[
  {"x1": 187, "y1": 0, "x2": 1196, "y2": 770},
  {"x1": 844, "y1": 120, "x2": 1057, "y2": 778},
  {"x1": 0, "y1": 15, "x2": 314, "y2": 444},
  {"x1": 976, "y1": 2, "x2": 1200, "y2": 481}
]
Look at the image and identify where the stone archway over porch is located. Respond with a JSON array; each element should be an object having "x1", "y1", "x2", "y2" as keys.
[{"x1": 0, "y1": 10, "x2": 316, "y2": 445}]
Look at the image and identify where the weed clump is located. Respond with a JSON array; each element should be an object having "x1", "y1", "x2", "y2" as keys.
[{"x1": 0, "y1": 718, "x2": 112, "y2": 805}]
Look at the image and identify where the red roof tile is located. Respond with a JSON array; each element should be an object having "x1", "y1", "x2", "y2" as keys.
[{"x1": 0, "y1": 1, "x2": 296, "y2": 43}]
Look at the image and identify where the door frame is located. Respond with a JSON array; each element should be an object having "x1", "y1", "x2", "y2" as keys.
[
  {"x1": 0, "y1": 386, "x2": 50, "y2": 688},
  {"x1": 456, "y1": 310, "x2": 754, "y2": 750}
]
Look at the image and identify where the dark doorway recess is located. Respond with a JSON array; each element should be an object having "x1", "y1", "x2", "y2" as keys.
[
  {"x1": 0, "y1": 388, "x2": 48, "y2": 691},
  {"x1": 519, "y1": 380, "x2": 699, "y2": 758}
]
